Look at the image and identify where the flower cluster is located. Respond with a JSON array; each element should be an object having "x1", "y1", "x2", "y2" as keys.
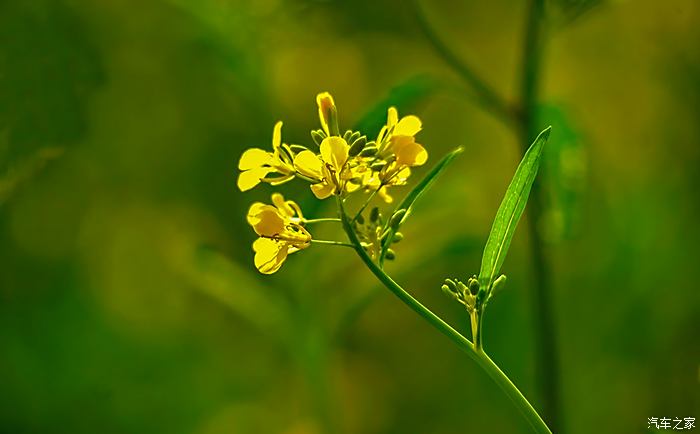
[{"x1": 238, "y1": 92, "x2": 429, "y2": 273}]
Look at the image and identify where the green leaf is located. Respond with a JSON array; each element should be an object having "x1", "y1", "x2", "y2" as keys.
[
  {"x1": 380, "y1": 147, "x2": 463, "y2": 259},
  {"x1": 478, "y1": 127, "x2": 551, "y2": 289}
]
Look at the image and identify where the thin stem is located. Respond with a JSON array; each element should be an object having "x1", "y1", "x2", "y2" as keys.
[
  {"x1": 337, "y1": 197, "x2": 552, "y2": 434},
  {"x1": 352, "y1": 186, "x2": 381, "y2": 222},
  {"x1": 303, "y1": 217, "x2": 341, "y2": 224},
  {"x1": 519, "y1": 0, "x2": 562, "y2": 430},
  {"x1": 311, "y1": 239, "x2": 354, "y2": 248},
  {"x1": 411, "y1": 0, "x2": 516, "y2": 124}
]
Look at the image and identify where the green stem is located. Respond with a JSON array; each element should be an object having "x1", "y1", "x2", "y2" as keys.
[
  {"x1": 411, "y1": 0, "x2": 516, "y2": 124},
  {"x1": 303, "y1": 218, "x2": 342, "y2": 224},
  {"x1": 311, "y1": 239, "x2": 354, "y2": 248},
  {"x1": 352, "y1": 185, "x2": 382, "y2": 222},
  {"x1": 337, "y1": 197, "x2": 552, "y2": 434},
  {"x1": 519, "y1": 0, "x2": 562, "y2": 430}
]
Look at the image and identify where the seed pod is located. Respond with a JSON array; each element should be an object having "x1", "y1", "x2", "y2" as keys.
[
  {"x1": 359, "y1": 146, "x2": 378, "y2": 157},
  {"x1": 385, "y1": 249, "x2": 396, "y2": 260},
  {"x1": 348, "y1": 135, "x2": 367, "y2": 156},
  {"x1": 311, "y1": 130, "x2": 324, "y2": 146}
]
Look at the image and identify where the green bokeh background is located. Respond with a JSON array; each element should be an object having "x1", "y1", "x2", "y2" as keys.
[{"x1": 1, "y1": 1, "x2": 698, "y2": 433}]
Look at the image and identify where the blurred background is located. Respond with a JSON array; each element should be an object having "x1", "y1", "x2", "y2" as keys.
[{"x1": 1, "y1": 0, "x2": 698, "y2": 433}]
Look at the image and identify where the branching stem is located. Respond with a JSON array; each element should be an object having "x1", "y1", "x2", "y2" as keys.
[{"x1": 337, "y1": 197, "x2": 552, "y2": 434}]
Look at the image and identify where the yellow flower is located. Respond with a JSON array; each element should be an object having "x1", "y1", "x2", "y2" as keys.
[
  {"x1": 246, "y1": 193, "x2": 311, "y2": 274},
  {"x1": 376, "y1": 107, "x2": 428, "y2": 167},
  {"x1": 238, "y1": 121, "x2": 296, "y2": 192},
  {"x1": 293, "y1": 136, "x2": 351, "y2": 199}
]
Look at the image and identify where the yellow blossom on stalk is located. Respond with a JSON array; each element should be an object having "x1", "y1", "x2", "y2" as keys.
[
  {"x1": 294, "y1": 136, "x2": 351, "y2": 199},
  {"x1": 246, "y1": 193, "x2": 311, "y2": 274},
  {"x1": 237, "y1": 121, "x2": 296, "y2": 192},
  {"x1": 376, "y1": 107, "x2": 428, "y2": 167}
]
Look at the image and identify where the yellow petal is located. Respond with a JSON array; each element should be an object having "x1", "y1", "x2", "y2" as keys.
[
  {"x1": 272, "y1": 193, "x2": 295, "y2": 218},
  {"x1": 237, "y1": 167, "x2": 272, "y2": 191},
  {"x1": 272, "y1": 121, "x2": 283, "y2": 150},
  {"x1": 251, "y1": 207, "x2": 286, "y2": 237},
  {"x1": 310, "y1": 182, "x2": 334, "y2": 199},
  {"x1": 387, "y1": 107, "x2": 398, "y2": 128},
  {"x1": 378, "y1": 186, "x2": 394, "y2": 203},
  {"x1": 246, "y1": 202, "x2": 267, "y2": 225},
  {"x1": 320, "y1": 137, "x2": 349, "y2": 172},
  {"x1": 394, "y1": 115, "x2": 422, "y2": 137},
  {"x1": 253, "y1": 238, "x2": 288, "y2": 274},
  {"x1": 294, "y1": 150, "x2": 323, "y2": 180},
  {"x1": 392, "y1": 137, "x2": 428, "y2": 167},
  {"x1": 239, "y1": 148, "x2": 272, "y2": 170},
  {"x1": 267, "y1": 173, "x2": 295, "y2": 186}
]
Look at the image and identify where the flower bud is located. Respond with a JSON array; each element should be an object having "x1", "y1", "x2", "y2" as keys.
[
  {"x1": 389, "y1": 209, "x2": 407, "y2": 230},
  {"x1": 349, "y1": 131, "x2": 361, "y2": 144},
  {"x1": 311, "y1": 130, "x2": 324, "y2": 146},
  {"x1": 359, "y1": 146, "x2": 378, "y2": 157},
  {"x1": 392, "y1": 232, "x2": 403, "y2": 243},
  {"x1": 316, "y1": 92, "x2": 339, "y2": 136},
  {"x1": 385, "y1": 249, "x2": 396, "y2": 260},
  {"x1": 289, "y1": 144, "x2": 310, "y2": 153},
  {"x1": 370, "y1": 161, "x2": 387, "y2": 171},
  {"x1": 343, "y1": 130, "x2": 353, "y2": 141},
  {"x1": 467, "y1": 276, "x2": 479, "y2": 295},
  {"x1": 348, "y1": 136, "x2": 367, "y2": 156},
  {"x1": 369, "y1": 207, "x2": 380, "y2": 223}
]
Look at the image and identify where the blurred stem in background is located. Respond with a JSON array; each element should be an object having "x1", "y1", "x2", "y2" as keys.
[{"x1": 413, "y1": 0, "x2": 562, "y2": 430}]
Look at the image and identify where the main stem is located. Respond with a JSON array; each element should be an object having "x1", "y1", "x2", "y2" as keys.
[
  {"x1": 337, "y1": 197, "x2": 552, "y2": 434},
  {"x1": 519, "y1": 0, "x2": 562, "y2": 430}
]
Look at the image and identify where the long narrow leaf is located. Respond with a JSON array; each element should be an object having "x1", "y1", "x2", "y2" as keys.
[
  {"x1": 478, "y1": 127, "x2": 551, "y2": 289},
  {"x1": 380, "y1": 147, "x2": 463, "y2": 257}
]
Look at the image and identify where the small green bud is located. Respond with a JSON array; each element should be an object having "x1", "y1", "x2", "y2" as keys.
[
  {"x1": 359, "y1": 146, "x2": 378, "y2": 157},
  {"x1": 370, "y1": 161, "x2": 387, "y2": 171},
  {"x1": 442, "y1": 284, "x2": 460, "y2": 301},
  {"x1": 289, "y1": 144, "x2": 310, "y2": 153},
  {"x1": 311, "y1": 130, "x2": 324, "y2": 146},
  {"x1": 491, "y1": 274, "x2": 507, "y2": 296},
  {"x1": 369, "y1": 207, "x2": 380, "y2": 223},
  {"x1": 389, "y1": 209, "x2": 407, "y2": 230},
  {"x1": 343, "y1": 130, "x2": 353, "y2": 141},
  {"x1": 385, "y1": 249, "x2": 396, "y2": 260},
  {"x1": 348, "y1": 135, "x2": 367, "y2": 156},
  {"x1": 467, "y1": 276, "x2": 480, "y2": 296},
  {"x1": 443, "y1": 278, "x2": 457, "y2": 292},
  {"x1": 392, "y1": 232, "x2": 403, "y2": 243},
  {"x1": 456, "y1": 279, "x2": 469, "y2": 296},
  {"x1": 356, "y1": 214, "x2": 365, "y2": 225},
  {"x1": 349, "y1": 131, "x2": 361, "y2": 144}
]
